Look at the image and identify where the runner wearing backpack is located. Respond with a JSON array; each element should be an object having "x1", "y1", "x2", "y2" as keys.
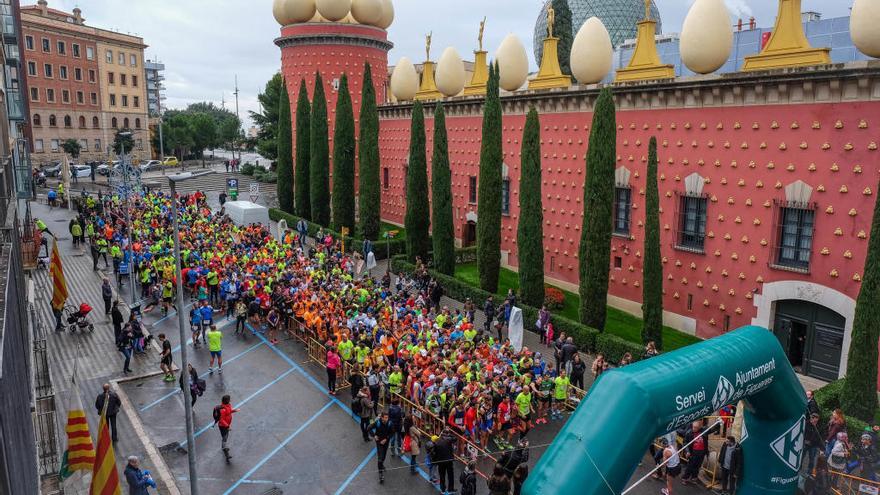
[{"x1": 212, "y1": 395, "x2": 240, "y2": 462}]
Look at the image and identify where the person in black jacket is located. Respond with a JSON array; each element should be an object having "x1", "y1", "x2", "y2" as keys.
[
  {"x1": 459, "y1": 461, "x2": 477, "y2": 495},
  {"x1": 95, "y1": 383, "x2": 122, "y2": 442},
  {"x1": 178, "y1": 363, "x2": 202, "y2": 407},
  {"x1": 368, "y1": 411, "x2": 394, "y2": 484},
  {"x1": 433, "y1": 428, "x2": 456, "y2": 494},
  {"x1": 111, "y1": 302, "x2": 125, "y2": 341},
  {"x1": 500, "y1": 438, "x2": 530, "y2": 478},
  {"x1": 570, "y1": 353, "x2": 587, "y2": 390},
  {"x1": 349, "y1": 364, "x2": 365, "y2": 416},
  {"x1": 483, "y1": 297, "x2": 495, "y2": 333},
  {"x1": 804, "y1": 412, "x2": 823, "y2": 475},
  {"x1": 717, "y1": 436, "x2": 743, "y2": 495},
  {"x1": 682, "y1": 421, "x2": 709, "y2": 483}
]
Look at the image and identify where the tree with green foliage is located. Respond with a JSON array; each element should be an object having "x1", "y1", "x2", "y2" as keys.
[
  {"x1": 358, "y1": 63, "x2": 381, "y2": 241},
  {"x1": 331, "y1": 74, "x2": 356, "y2": 233},
  {"x1": 517, "y1": 108, "x2": 544, "y2": 307},
  {"x1": 61, "y1": 138, "x2": 82, "y2": 160},
  {"x1": 578, "y1": 87, "x2": 616, "y2": 330},
  {"x1": 112, "y1": 128, "x2": 136, "y2": 156},
  {"x1": 188, "y1": 113, "x2": 217, "y2": 167},
  {"x1": 841, "y1": 177, "x2": 880, "y2": 421},
  {"x1": 276, "y1": 77, "x2": 294, "y2": 214},
  {"x1": 162, "y1": 115, "x2": 194, "y2": 160},
  {"x1": 477, "y1": 63, "x2": 503, "y2": 293},
  {"x1": 309, "y1": 72, "x2": 331, "y2": 226},
  {"x1": 218, "y1": 115, "x2": 241, "y2": 152},
  {"x1": 294, "y1": 79, "x2": 311, "y2": 219},
  {"x1": 405, "y1": 101, "x2": 430, "y2": 262},
  {"x1": 250, "y1": 73, "x2": 283, "y2": 161},
  {"x1": 431, "y1": 103, "x2": 455, "y2": 276},
  {"x1": 642, "y1": 136, "x2": 663, "y2": 348},
  {"x1": 549, "y1": 0, "x2": 574, "y2": 75}
]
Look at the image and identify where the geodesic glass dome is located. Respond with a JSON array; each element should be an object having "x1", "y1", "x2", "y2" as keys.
[{"x1": 534, "y1": 0, "x2": 661, "y2": 65}]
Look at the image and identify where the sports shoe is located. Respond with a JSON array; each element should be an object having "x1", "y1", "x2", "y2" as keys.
[
  {"x1": 208, "y1": 367, "x2": 213, "y2": 374},
  {"x1": 218, "y1": 368, "x2": 222, "y2": 374}
]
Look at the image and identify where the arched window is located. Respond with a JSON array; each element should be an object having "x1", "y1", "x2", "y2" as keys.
[
  {"x1": 33, "y1": 114, "x2": 41, "y2": 126},
  {"x1": 123, "y1": 117, "x2": 129, "y2": 129},
  {"x1": 49, "y1": 114, "x2": 57, "y2": 127},
  {"x1": 111, "y1": 117, "x2": 118, "y2": 128},
  {"x1": 78, "y1": 116, "x2": 86, "y2": 128},
  {"x1": 135, "y1": 118, "x2": 141, "y2": 129},
  {"x1": 63, "y1": 115, "x2": 72, "y2": 128},
  {"x1": 92, "y1": 116, "x2": 99, "y2": 128}
]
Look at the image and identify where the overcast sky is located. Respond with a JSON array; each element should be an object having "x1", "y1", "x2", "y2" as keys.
[{"x1": 44, "y1": 0, "x2": 854, "y2": 129}]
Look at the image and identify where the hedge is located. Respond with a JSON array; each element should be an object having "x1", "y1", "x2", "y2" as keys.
[
  {"x1": 390, "y1": 253, "x2": 644, "y2": 364},
  {"x1": 813, "y1": 379, "x2": 874, "y2": 433},
  {"x1": 268, "y1": 208, "x2": 407, "y2": 260}
]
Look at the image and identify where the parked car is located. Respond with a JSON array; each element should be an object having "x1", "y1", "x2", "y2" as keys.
[
  {"x1": 70, "y1": 165, "x2": 91, "y2": 179},
  {"x1": 42, "y1": 162, "x2": 62, "y2": 177},
  {"x1": 162, "y1": 156, "x2": 179, "y2": 167},
  {"x1": 139, "y1": 160, "x2": 162, "y2": 172}
]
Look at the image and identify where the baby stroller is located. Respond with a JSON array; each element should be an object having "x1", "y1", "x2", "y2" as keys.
[{"x1": 64, "y1": 302, "x2": 95, "y2": 333}]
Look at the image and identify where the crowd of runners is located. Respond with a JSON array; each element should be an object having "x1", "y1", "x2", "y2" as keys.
[{"x1": 61, "y1": 187, "x2": 879, "y2": 495}]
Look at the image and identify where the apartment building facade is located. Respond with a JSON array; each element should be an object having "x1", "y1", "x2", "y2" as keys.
[{"x1": 21, "y1": 0, "x2": 149, "y2": 164}]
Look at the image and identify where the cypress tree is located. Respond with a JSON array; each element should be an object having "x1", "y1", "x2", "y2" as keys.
[
  {"x1": 309, "y1": 72, "x2": 331, "y2": 226},
  {"x1": 404, "y1": 101, "x2": 430, "y2": 262},
  {"x1": 550, "y1": 0, "x2": 574, "y2": 76},
  {"x1": 276, "y1": 77, "x2": 294, "y2": 214},
  {"x1": 517, "y1": 108, "x2": 544, "y2": 307},
  {"x1": 840, "y1": 177, "x2": 880, "y2": 420},
  {"x1": 331, "y1": 74, "x2": 356, "y2": 234},
  {"x1": 358, "y1": 63, "x2": 381, "y2": 241},
  {"x1": 477, "y1": 63, "x2": 503, "y2": 293},
  {"x1": 578, "y1": 87, "x2": 616, "y2": 330},
  {"x1": 431, "y1": 103, "x2": 454, "y2": 276},
  {"x1": 642, "y1": 136, "x2": 663, "y2": 348},
  {"x1": 294, "y1": 79, "x2": 311, "y2": 219}
]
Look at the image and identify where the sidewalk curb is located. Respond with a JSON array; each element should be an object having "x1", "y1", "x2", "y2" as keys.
[{"x1": 112, "y1": 374, "x2": 181, "y2": 495}]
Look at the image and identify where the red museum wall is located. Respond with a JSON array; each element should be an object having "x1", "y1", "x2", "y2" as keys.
[{"x1": 378, "y1": 101, "x2": 880, "y2": 340}]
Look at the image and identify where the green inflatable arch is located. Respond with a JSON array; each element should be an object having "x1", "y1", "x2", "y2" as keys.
[{"x1": 523, "y1": 326, "x2": 806, "y2": 495}]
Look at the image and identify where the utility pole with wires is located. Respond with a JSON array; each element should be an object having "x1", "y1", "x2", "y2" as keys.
[{"x1": 233, "y1": 76, "x2": 241, "y2": 165}]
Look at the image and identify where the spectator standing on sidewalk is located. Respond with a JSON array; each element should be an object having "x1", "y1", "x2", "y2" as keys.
[
  {"x1": 94, "y1": 383, "x2": 121, "y2": 442},
  {"x1": 179, "y1": 363, "x2": 204, "y2": 408},
  {"x1": 483, "y1": 296, "x2": 495, "y2": 333},
  {"x1": 117, "y1": 324, "x2": 134, "y2": 374},
  {"x1": 213, "y1": 394, "x2": 240, "y2": 462},
  {"x1": 718, "y1": 436, "x2": 743, "y2": 495},
  {"x1": 561, "y1": 337, "x2": 578, "y2": 375},
  {"x1": 101, "y1": 278, "x2": 113, "y2": 315},
  {"x1": 124, "y1": 456, "x2": 156, "y2": 495},
  {"x1": 354, "y1": 387, "x2": 373, "y2": 442},
  {"x1": 111, "y1": 301, "x2": 124, "y2": 341},
  {"x1": 326, "y1": 346, "x2": 341, "y2": 395}
]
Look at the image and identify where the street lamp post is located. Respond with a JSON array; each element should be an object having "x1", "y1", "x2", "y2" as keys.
[
  {"x1": 118, "y1": 131, "x2": 138, "y2": 309},
  {"x1": 168, "y1": 170, "x2": 213, "y2": 495}
]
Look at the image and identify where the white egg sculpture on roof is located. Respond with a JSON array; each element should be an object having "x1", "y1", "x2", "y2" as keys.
[
  {"x1": 308, "y1": 10, "x2": 327, "y2": 22},
  {"x1": 391, "y1": 57, "x2": 419, "y2": 101},
  {"x1": 851, "y1": 0, "x2": 880, "y2": 58},
  {"x1": 436, "y1": 47, "x2": 466, "y2": 97},
  {"x1": 351, "y1": 0, "x2": 382, "y2": 25},
  {"x1": 570, "y1": 17, "x2": 613, "y2": 84},
  {"x1": 680, "y1": 0, "x2": 733, "y2": 74},
  {"x1": 274, "y1": 0, "x2": 316, "y2": 24},
  {"x1": 375, "y1": 0, "x2": 394, "y2": 29},
  {"x1": 495, "y1": 34, "x2": 529, "y2": 92},
  {"x1": 316, "y1": 0, "x2": 350, "y2": 22}
]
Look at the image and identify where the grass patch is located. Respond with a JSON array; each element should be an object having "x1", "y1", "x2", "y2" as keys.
[{"x1": 454, "y1": 262, "x2": 701, "y2": 351}]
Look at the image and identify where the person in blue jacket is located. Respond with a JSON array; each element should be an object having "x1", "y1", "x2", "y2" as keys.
[{"x1": 124, "y1": 456, "x2": 156, "y2": 495}]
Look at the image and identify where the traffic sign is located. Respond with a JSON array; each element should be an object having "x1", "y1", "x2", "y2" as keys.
[
  {"x1": 227, "y1": 178, "x2": 239, "y2": 193},
  {"x1": 249, "y1": 182, "x2": 260, "y2": 202}
]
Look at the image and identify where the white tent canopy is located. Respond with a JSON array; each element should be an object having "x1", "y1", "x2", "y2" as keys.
[{"x1": 224, "y1": 201, "x2": 270, "y2": 227}]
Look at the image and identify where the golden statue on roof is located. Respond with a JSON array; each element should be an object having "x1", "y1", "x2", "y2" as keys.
[
  {"x1": 478, "y1": 17, "x2": 486, "y2": 51},
  {"x1": 425, "y1": 31, "x2": 432, "y2": 61},
  {"x1": 547, "y1": 3, "x2": 555, "y2": 38}
]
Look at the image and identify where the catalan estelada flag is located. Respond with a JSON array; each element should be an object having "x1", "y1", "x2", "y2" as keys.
[
  {"x1": 50, "y1": 239, "x2": 68, "y2": 311},
  {"x1": 59, "y1": 387, "x2": 95, "y2": 480},
  {"x1": 89, "y1": 402, "x2": 121, "y2": 495}
]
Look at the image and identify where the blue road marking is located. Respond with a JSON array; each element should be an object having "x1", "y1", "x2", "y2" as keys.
[
  {"x1": 334, "y1": 447, "x2": 377, "y2": 495},
  {"x1": 245, "y1": 323, "x2": 440, "y2": 491},
  {"x1": 139, "y1": 341, "x2": 264, "y2": 412},
  {"x1": 181, "y1": 365, "x2": 297, "y2": 447},
  {"x1": 222, "y1": 401, "x2": 335, "y2": 495}
]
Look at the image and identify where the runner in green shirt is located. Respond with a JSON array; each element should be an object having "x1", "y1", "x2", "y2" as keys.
[
  {"x1": 553, "y1": 371, "x2": 570, "y2": 420},
  {"x1": 337, "y1": 335, "x2": 354, "y2": 363},
  {"x1": 207, "y1": 324, "x2": 223, "y2": 374}
]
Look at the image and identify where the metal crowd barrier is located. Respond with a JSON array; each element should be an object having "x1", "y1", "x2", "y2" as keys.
[{"x1": 830, "y1": 470, "x2": 880, "y2": 495}]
